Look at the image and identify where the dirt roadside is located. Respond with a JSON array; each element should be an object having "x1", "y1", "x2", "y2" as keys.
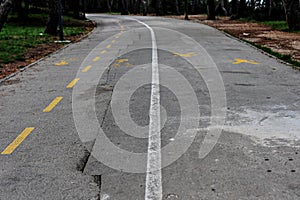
[
  {"x1": 0, "y1": 22, "x2": 94, "y2": 80},
  {"x1": 168, "y1": 15, "x2": 300, "y2": 66}
]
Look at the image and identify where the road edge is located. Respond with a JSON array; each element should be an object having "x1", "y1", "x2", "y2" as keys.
[
  {"x1": 163, "y1": 16, "x2": 299, "y2": 70},
  {"x1": 0, "y1": 20, "x2": 97, "y2": 85}
]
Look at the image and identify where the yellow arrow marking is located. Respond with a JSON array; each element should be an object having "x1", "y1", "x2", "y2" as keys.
[
  {"x1": 54, "y1": 60, "x2": 68, "y2": 66},
  {"x1": 231, "y1": 58, "x2": 259, "y2": 65},
  {"x1": 125, "y1": 63, "x2": 133, "y2": 67},
  {"x1": 1, "y1": 127, "x2": 35, "y2": 155},
  {"x1": 82, "y1": 65, "x2": 92, "y2": 72},
  {"x1": 116, "y1": 59, "x2": 128, "y2": 63},
  {"x1": 93, "y1": 56, "x2": 100, "y2": 62},
  {"x1": 173, "y1": 52, "x2": 197, "y2": 58},
  {"x1": 43, "y1": 97, "x2": 63, "y2": 112},
  {"x1": 67, "y1": 78, "x2": 80, "y2": 89}
]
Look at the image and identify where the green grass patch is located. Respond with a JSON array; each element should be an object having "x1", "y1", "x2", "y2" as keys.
[
  {"x1": 260, "y1": 21, "x2": 290, "y2": 31},
  {"x1": 242, "y1": 39, "x2": 300, "y2": 69},
  {"x1": 0, "y1": 25, "x2": 50, "y2": 63},
  {"x1": 239, "y1": 18, "x2": 300, "y2": 33},
  {"x1": 64, "y1": 26, "x2": 85, "y2": 36},
  {"x1": 0, "y1": 14, "x2": 91, "y2": 64}
]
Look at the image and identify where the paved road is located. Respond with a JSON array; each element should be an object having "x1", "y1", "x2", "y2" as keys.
[{"x1": 0, "y1": 14, "x2": 299, "y2": 200}]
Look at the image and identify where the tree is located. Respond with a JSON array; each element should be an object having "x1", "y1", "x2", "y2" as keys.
[
  {"x1": 184, "y1": 0, "x2": 188, "y2": 19},
  {"x1": 0, "y1": 0, "x2": 13, "y2": 32},
  {"x1": 216, "y1": 0, "x2": 228, "y2": 16},
  {"x1": 207, "y1": 0, "x2": 216, "y2": 20},
  {"x1": 142, "y1": 0, "x2": 147, "y2": 15},
  {"x1": 175, "y1": 0, "x2": 180, "y2": 15},
  {"x1": 72, "y1": 0, "x2": 80, "y2": 19},
  {"x1": 238, "y1": 0, "x2": 246, "y2": 18},
  {"x1": 45, "y1": 0, "x2": 59, "y2": 35},
  {"x1": 265, "y1": 0, "x2": 272, "y2": 20},
  {"x1": 155, "y1": 0, "x2": 163, "y2": 15},
  {"x1": 282, "y1": 0, "x2": 300, "y2": 30},
  {"x1": 118, "y1": 0, "x2": 128, "y2": 15},
  {"x1": 230, "y1": 0, "x2": 238, "y2": 19},
  {"x1": 15, "y1": 0, "x2": 29, "y2": 20},
  {"x1": 107, "y1": 0, "x2": 114, "y2": 13}
]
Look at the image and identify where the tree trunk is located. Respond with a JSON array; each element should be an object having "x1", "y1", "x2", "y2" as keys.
[
  {"x1": 128, "y1": 0, "x2": 134, "y2": 14},
  {"x1": 134, "y1": 0, "x2": 141, "y2": 14},
  {"x1": 250, "y1": 0, "x2": 255, "y2": 10},
  {"x1": 191, "y1": 0, "x2": 195, "y2": 14},
  {"x1": 230, "y1": 0, "x2": 237, "y2": 19},
  {"x1": 73, "y1": 0, "x2": 80, "y2": 19},
  {"x1": 107, "y1": 0, "x2": 113, "y2": 12},
  {"x1": 216, "y1": 0, "x2": 228, "y2": 16},
  {"x1": 45, "y1": 0, "x2": 59, "y2": 35},
  {"x1": 220, "y1": 0, "x2": 228, "y2": 15},
  {"x1": 207, "y1": 0, "x2": 216, "y2": 20},
  {"x1": 142, "y1": 0, "x2": 147, "y2": 16},
  {"x1": 265, "y1": 0, "x2": 271, "y2": 19},
  {"x1": 174, "y1": 0, "x2": 180, "y2": 15},
  {"x1": 238, "y1": 0, "x2": 246, "y2": 18},
  {"x1": 156, "y1": 0, "x2": 163, "y2": 16},
  {"x1": 184, "y1": 0, "x2": 188, "y2": 20},
  {"x1": 15, "y1": 0, "x2": 24, "y2": 20},
  {"x1": 0, "y1": 0, "x2": 13, "y2": 32},
  {"x1": 24, "y1": 0, "x2": 29, "y2": 18},
  {"x1": 119, "y1": 0, "x2": 128, "y2": 15},
  {"x1": 282, "y1": 0, "x2": 300, "y2": 30}
]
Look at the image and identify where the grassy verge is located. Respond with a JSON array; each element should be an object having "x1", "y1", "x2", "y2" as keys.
[
  {"x1": 260, "y1": 21, "x2": 289, "y2": 31},
  {"x1": 242, "y1": 39, "x2": 300, "y2": 69},
  {"x1": 240, "y1": 18, "x2": 300, "y2": 33},
  {"x1": 0, "y1": 14, "x2": 92, "y2": 65},
  {"x1": 222, "y1": 19, "x2": 300, "y2": 69},
  {"x1": 105, "y1": 12, "x2": 121, "y2": 15},
  {"x1": 0, "y1": 25, "x2": 49, "y2": 63}
]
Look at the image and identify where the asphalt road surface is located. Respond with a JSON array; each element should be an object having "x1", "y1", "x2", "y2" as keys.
[{"x1": 0, "y1": 14, "x2": 299, "y2": 200}]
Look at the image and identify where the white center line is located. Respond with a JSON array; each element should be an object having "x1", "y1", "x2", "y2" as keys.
[{"x1": 134, "y1": 19, "x2": 162, "y2": 200}]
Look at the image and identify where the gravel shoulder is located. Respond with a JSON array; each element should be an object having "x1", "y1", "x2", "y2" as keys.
[{"x1": 167, "y1": 15, "x2": 300, "y2": 65}]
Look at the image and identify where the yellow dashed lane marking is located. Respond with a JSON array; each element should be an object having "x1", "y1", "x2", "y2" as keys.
[
  {"x1": 106, "y1": 44, "x2": 111, "y2": 49},
  {"x1": 173, "y1": 52, "x2": 197, "y2": 58},
  {"x1": 101, "y1": 50, "x2": 107, "y2": 54},
  {"x1": 116, "y1": 59, "x2": 128, "y2": 63},
  {"x1": 125, "y1": 63, "x2": 133, "y2": 67},
  {"x1": 55, "y1": 61, "x2": 68, "y2": 66},
  {"x1": 43, "y1": 97, "x2": 63, "y2": 112},
  {"x1": 93, "y1": 56, "x2": 100, "y2": 62},
  {"x1": 82, "y1": 65, "x2": 92, "y2": 72},
  {"x1": 67, "y1": 78, "x2": 80, "y2": 89},
  {"x1": 231, "y1": 58, "x2": 259, "y2": 65},
  {"x1": 1, "y1": 127, "x2": 35, "y2": 155},
  {"x1": 111, "y1": 40, "x2": 116, "y2": 43}
]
